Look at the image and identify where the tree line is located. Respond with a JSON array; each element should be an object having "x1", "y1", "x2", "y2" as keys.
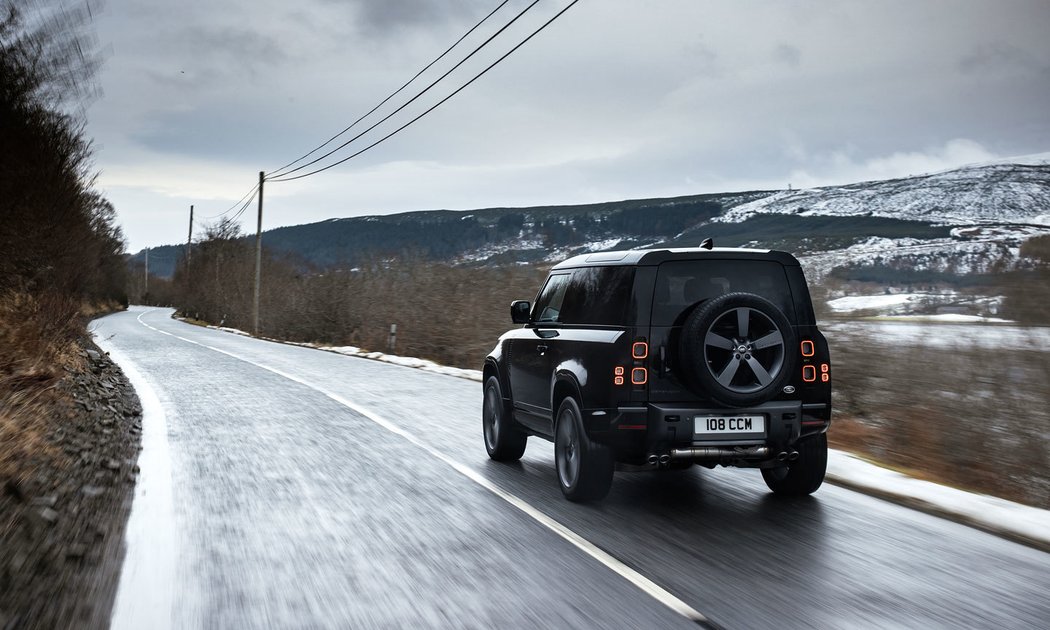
[
  {"x1": 159, "y1": 219, "x2": 549, "y2": 368},
  {"x1": 2, "y1": 0, "x2": 126, "y2": 411},
  {"x1": 1, "y1": 1, "x2": 126, "y2": 306}
]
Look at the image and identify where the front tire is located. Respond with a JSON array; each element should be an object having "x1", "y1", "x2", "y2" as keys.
[
  {"x1": 483, "y1": 376, "x2": 526, "y2": 461},
  {"x1": 554, "y1": 397, "x2": 613, "y2": 502},
  {"x1": 761, "y1": 433, "x2": 827, "y2": 495}
]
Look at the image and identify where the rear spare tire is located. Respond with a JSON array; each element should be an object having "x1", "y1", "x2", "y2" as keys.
[{"x1": 679, "y1": 292, "x2": 797, "y2": 407}]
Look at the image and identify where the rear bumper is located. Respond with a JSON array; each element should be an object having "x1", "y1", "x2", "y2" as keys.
[{"x1": 587, "y1": 400, "x2": 830, "y2": 465}]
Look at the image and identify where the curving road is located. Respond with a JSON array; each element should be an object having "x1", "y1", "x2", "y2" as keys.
[{"x1": 93, "y1": 307, "x2": 1050, "y2": 629}]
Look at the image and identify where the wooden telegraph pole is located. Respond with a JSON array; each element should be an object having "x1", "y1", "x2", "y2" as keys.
[
  {"x1": 144, "y1": 246, "x2": 149, "y2": 299},
  {"x1": 252, "y1": 171, "x2": 264, "y2": 335},
  {"x1": 186, "y1": 204, "x2": 194, "y2": 265}
]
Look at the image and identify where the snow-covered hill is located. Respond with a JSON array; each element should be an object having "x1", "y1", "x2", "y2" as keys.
[{"x1": 716, "y1": 163, "x2": 1050, "y2": 226}]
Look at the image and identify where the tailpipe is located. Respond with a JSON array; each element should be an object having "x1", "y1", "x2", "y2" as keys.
[
  {"x1": 647, "y1": 454, "x2": 659, "y2": 466},
  {"x1": 776, "y1": 451, "x2": 788, "y2": 462},
  {"x1": 787, "y1": 450, "x2": 799, "y2": 462},
  {"x1": 670, "y1": 446, "x2": 771, "y2": 465},
  {"x1": 658, "y1": 454, "x2": 671, "y2": 466}
]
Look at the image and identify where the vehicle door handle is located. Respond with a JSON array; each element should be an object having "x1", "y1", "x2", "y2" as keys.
[{"x1": 536, "y1": 345, "x2": 548, "y2": 354}]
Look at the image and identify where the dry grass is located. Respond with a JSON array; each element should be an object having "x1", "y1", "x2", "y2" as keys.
[
  {"x1": 828, "y1": 327, "x2": 1050, "y2": 508},
  {"x1": 0, "y1": 291, "x2": 84, "y2": 484}
]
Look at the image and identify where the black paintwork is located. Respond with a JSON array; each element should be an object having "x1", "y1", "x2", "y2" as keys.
[{"x1": 486, "y1": 246, "x2": 831, "y2": 466}]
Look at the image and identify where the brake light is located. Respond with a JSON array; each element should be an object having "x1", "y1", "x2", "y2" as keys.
[
  {"x1": 614, "y1": 366, "x2": 625, "y2": 386},
  {"x1": 801, "y1": 340, "x2": 815, "y2": 357},
  {"x1": 632, "y1": 342, "x2": 648, "y2": 360},
  {"x1": 821, "y1": 363, "x2": 830, "y2": 382},
  {"x1": 631, "y1": 367, "x2": 648, "y2": 385},
  {"x1": 802, "y1": 365, "x2": 816, "y2": 382}
]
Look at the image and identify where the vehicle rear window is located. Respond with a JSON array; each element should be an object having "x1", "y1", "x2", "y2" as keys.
[
  {"x1": 652, "y1": 260, "x2": 796, "y2": 326},
  {"x1": 558, "y1": 266, "x2": 635, "y2": 326}
]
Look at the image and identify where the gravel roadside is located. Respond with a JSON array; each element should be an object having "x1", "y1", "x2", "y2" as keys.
[{"x1": 1, "y1": 338, "x2": 142, "y2": 630}]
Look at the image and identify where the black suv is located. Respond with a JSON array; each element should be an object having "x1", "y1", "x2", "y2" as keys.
[{"x1": 482, "y1": 245, "x2": 831, "y2": 502}]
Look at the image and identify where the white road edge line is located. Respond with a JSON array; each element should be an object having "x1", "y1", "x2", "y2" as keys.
[
  {"x1": 132, "y1": 309, "x2": 715, "y2": 627},
  {"x1": 93, "y1": 319, "x2": 176, "y2": 630}
]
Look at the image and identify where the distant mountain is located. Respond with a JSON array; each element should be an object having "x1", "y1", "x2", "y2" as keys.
[
  {"x1": 718, "y1": 163, "x2": 1050, "y2": 225},
  {"x1": 134, "y1": 161, "x2": 1050, "y2": 279}
]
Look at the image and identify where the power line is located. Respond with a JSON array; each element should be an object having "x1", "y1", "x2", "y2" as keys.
[
  {"x1": 227, "y1": 187, "x2": 259, "y2": 225},
  {"x1": 269, "y1": 0, "x2": 581, "y2": 183},
  {"x1": 199, "y1": 183, "x2": 261, "y2": 219},
  {"x1": 266, "y1": 0, "x2": 545, "y2": 181},
  {"x1": 266, "y1": 0, "x2": 513, "y2": 179}
]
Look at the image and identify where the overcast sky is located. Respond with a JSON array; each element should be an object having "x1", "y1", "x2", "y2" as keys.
[{"x1": 82, "y1": 0, "x2": 1050, "y2": 252}]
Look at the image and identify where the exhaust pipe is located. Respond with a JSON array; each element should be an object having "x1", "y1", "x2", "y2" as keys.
[
  {"x1": 670, "y1": 446, "x2": 770, "y2": 465},
  {"x1": 658, "y1": 454, "x2": 671, "y2": 466},
  {"x1": 788, "y1": 451, "x2": 799, "y2": 462},
  {"x1": 776, "y1": 451, "x2": 788, "y2": 462},
  {"x1": 647, "y1": 454, "x2": 659, "y2": 466}
]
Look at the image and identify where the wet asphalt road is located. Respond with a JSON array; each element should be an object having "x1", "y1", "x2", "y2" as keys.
[{"x1": 94, "y1": 307, "x2": 1050, "y2": 629}]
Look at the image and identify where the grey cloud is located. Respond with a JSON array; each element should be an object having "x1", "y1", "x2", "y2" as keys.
[
  {"x1": 327, "y1": 0, "x2": 485, "y2": 33},
  {"x1": 958, "y1": 42, "x2": 1047, "y2": 75},
  {"x1": 682, "y1": 38, "x2": 720, "y2": 77},
  {"x1": 773, "y1": 44, "x2": 801, "y2": 68}
]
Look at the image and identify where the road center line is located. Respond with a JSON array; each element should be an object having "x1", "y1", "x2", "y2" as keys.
[{"x1": 133, "y1": 309, "x2": 718, "y2": 628}]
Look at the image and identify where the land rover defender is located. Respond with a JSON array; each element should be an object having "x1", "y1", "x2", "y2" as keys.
[{"x1": 482, "y1": 245, "x2": 831, "y2": 502}]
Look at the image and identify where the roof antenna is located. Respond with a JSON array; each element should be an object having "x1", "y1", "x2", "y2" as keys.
[{"x1": 699, "y1": 238, "x2": 714, "y2": 250}]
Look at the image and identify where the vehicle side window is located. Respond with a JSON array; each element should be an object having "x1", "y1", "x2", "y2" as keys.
[
  {"x1": 532, "y1": 273, "x2": 571, "y2": 322},
  {"x1": 559, "y1": 266, "x2": 635, "y2": 325}
]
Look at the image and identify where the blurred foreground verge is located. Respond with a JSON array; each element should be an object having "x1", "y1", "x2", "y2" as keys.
[
  {"x1": 0, "y1": 295, "x2": 141, "y2": 629},
  {"x1": 2, "y1": 1, "x2": 138, "y2": 627},
  {"x1": 827, "y1": 324, "x2": 1049, "y2": 509}
]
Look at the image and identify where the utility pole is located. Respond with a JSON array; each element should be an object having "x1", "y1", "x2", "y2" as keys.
[
  {"x1": 186, "y1": 204, "x2": 194, "y2": 266},
  {"x1": 252, "y1": 171, "x2": 264, "y2": 335},
  {"x1": 144, "y1": 246, "x2": 149, "y2": 299}
]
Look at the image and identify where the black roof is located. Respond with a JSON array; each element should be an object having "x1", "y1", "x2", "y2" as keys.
[{"x1": 551, "y1": 246, "x2": 800, "y2": 270}]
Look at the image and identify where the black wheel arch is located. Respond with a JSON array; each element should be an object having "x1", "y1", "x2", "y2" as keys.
[{"x1": 551, "y1": 372, "x2": 583, "y2": 417}]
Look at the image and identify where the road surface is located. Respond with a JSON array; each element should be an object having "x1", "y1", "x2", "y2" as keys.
[{"x1": 93, "y1": 307, "x2": 1050, "y2": 629}]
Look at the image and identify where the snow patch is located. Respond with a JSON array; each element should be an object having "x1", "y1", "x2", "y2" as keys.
[
  {"x1": 827, "y1": 450, "x2": 1050, "y2": 549},
  {"x1": 877, "y1": 314, "x2": 1012, "y2": 324},
  {"x1": 827, "y1": 294, "x2": 924, "y2": 312},
  {"x1": 584, "y1": 237, "x2": 623, "y2": 252}
]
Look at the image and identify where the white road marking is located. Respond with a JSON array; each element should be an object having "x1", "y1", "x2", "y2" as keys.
[{"x1": 131, "y1": 309, "x2": 715, "y2": 627}]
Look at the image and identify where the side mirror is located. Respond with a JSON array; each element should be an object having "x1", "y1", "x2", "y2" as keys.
[{"x1": 511, "y1": 300, "x2": 531, "y2": 324}]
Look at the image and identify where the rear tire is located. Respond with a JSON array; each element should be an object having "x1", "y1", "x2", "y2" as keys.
[
  {"x1": 555, "y1": 397, "x2": 614, "y2": 502},
  {"x1": 761, "y1": 433, "x2": 827, "y2": 496},
  {"x1": 483, "y1": 376, "x2": 526, "y2": 461}
]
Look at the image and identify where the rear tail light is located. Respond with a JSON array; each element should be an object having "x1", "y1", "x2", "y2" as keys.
[
  {"x1": 802, "y1": 365, "x2": 816, "y2": 382},
  {"x1": 821, "y1": 363, "x2": 830, "y2": 382},
  {"x1": 632, "y1": 342, "x2": 648, "y2": 360},
  {"x1": 631, "y1": 367, "x2": 648, "y2": 385},
  {"x1": 614, "y1": 366, "x2": 624, "y2": 386},
  {"x1": 800, "y1": 340, "x2": 815, "y2": 357}
]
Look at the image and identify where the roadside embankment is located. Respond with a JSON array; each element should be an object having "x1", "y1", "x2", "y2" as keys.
[{"x1": 1, "y1": 316, "x2": 142, "y2": 629}]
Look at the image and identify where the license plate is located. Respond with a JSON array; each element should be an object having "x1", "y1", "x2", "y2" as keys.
[{"x1": 694, "y1": 415, "x2": 765, "y2": 435}]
